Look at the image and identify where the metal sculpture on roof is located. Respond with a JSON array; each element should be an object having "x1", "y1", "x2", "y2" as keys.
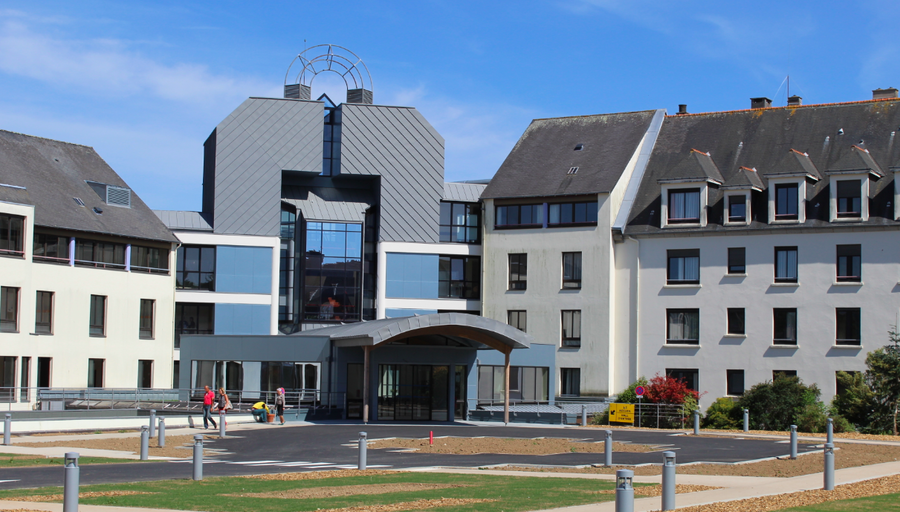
[{"x1": 283, "y1": 44, "x2": 373, "y2": 104}]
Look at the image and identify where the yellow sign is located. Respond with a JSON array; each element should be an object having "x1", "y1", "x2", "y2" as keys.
[{"x1": 609, "y1": 403, "x2": 635, "y2": 424}]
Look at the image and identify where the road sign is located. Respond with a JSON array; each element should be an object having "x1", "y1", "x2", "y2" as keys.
[
  {"x1": 634, "y1": 386, "x2": 645, "y2": 397},
  {"x1": 609, "y1": 403, "x2": 635, "y2": 424}
]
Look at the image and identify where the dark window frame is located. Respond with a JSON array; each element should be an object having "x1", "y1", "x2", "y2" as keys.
[
  {"x1": 176, "y1": 245, "x2": 216, "y2": 291},
  {"x1": 0, "y1": 286, "x2": 19, "y2": 333},
  {"x1": 667, "y1": 188, "x2": 701, "y2": 223},
  {"x1": 33, "y1": 232, "x2": 69, "y2": 264},
  {"x1": 495, "y1": 204, "x2": 543, "y2": 229},
  {"x1": 836, "y1": 179, "x2": 862, "y2": 218},
  {"x1": 836, "y1": 245, "x2": 861, "y2": 282},
  {"x1": 559, "y1": 367, "x2": 581, "y2": 397},
  {"x1": 548, "y1": 201, "x2": 599, "y2": 227},
  {"x1": 561, "y1": 310, "x2": 581, "y2": 347},
  {"x1": 774, "y1": 247, "x2": 798, "y2": 283},
  {"x1": 132, "y1": 245, "x2": 170, "y2": 274},
  {"x1": 175, "y1": 303, "x2": 215, "y2": 349},
  {"x1": 775, "y1": 183, "x2": 799, "y2": 220},
  {"x1": 35, "y1": 290, "x2": 53, "y2": 335},
  {"x1": 836, "y1": 308, "x2": 861, "y2": 346},
  {"x1": 139, "y1": 299, "x2": 155, "y2": 339},
  {"x1": 438, "y1": 255, "x2": 480, "y2": 299},
  {"x1": 88, "y1": 358, "x2": 105, "y2": 388},
  {"x1": 726, "y1": 195, "x2": 747, "y2": 222},
  {"x1": 0, "y1": 214, "x2": 25, "y2": 257},
  {"x1": 666, "y1": 368, "x2": 699, "y2": 392},
  {"x1": 75, "y1": 239, "x2": 126, "y2": 269},
  {"x1": 774, "y1": 370, "x2": 798, "y2": 380},
  {"x1": 89, "y1": 295, "x2": 106, "y2": 337},
  {"x1": 562, "y1": 252, "x2": 582, "y2": 289},
  {"x1": 727, "y1": 308, "x2": 745, "y2": 335},
  {"x1": 728, "y1": 247, "x2": 746, "y2": 275},
  {"x1": 667, "y1": 308, "x2": 700, "y2": 345},
  {"x1": 507, "y1": 310, "x2": 526, "y2": 332},
  {"x1": 667, "y1": 249, "x2": 700, "y2": 285},
  {"x1": 773, "y1": 308, "x2": 797, "y2": 345},
  {"x1": 440, "y1": 201, "x2": 481, "y2": 243},
  {"x1": 726, "y1": 369, "x2": 744, "y2": 396},
  {"x1": 508, "y1": 253, "x2": 527, "y2": 290}
]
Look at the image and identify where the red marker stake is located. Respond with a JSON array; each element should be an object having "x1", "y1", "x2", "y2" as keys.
[{"x1": 430, "y1": 431, "x2": 433, "y2": 445}]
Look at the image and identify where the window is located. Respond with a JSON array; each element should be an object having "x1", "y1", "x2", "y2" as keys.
[
  {"x1": 836, "y1": 245, "x2": 861, "y2": 282},
  {"x1": 773, "y1": 308, "x2": 797, "y2": 345},
  {"x1": 560, "y1": 368, "x2": 581, "y2": 396},
  {"x1": 666, "y1": 368, "x2": 699, "y2": 392},
  {"x1": 775, "y1": 183, "x2": 799, "y2": 219},
  {"x1": 667, "y1": 309, "x2": 699, "y2": 344},
  {"x1": 89, "y1": 295, "x2": 106, "y2": 337},
  {"x1": 139, "y1": 299, "x2": 155, "y2": 339},
  {"x1": 495, "y1": 204, "x2": 543, "y2": 228},
  {"x1": 774, "y1": 247, "x2": 798, "y2": 283},
  {"x1": 548, "y1": 201, "x2": 598, "y2": 226},
  {"x1": 727, "y1": 195, "x2": 747, "y2": 222},
  {"x1": 836, "y1": 308, "x2": 861, "y2": 346},
  {"x1": 75, "y1": 239, "x2": 126, "y2": 269},
  {"x1": 508, "y1": 254, "x2": 527, "y2": 290},
  {"x1": 0, "y1": 357, "x2": 14, "y2": 402},
  {"x1": 33, "y1": 233, "x2": 68, "y2": 264},
  {"x1": 303, "y1": 222, "x2": 363, "y2": 322},
  {"x1": 562, "y1": 252, "x2": 582, "y2": 289},
  {"x1": 132, "y1": 246, "x2": 169, "y2": 273},
  {"x1": 477, "y1": 365, "x2": 549, "y2": 403},
  {"x1": 439, "y1": 256, "x2": 480, "y2": 299},
  {"x1": 20, "y1": 357, "x2": 30, "y2": 402},
  {"x1": 35, "y1": 291, "x2": 53, "y2": 334},
  {"x1": 668, "y1": 189, "x2": 700, "y2": 223},
  {"x1": 728, "y1": 248, "x2": 746, "y2": 275},
  {"x1": 726, "y1": 369, "x2": 744, "y2": 396},
  {"x1": 88, "y1": 358, "x2": 104, "y2": 388},
  {"x1": 507, "y1": 310, "x2": 526, "y2": 332},
  {"x1": 138, "y1": 360, "x2": 153, "y2": 389},
  {"x1": 0, "y1": 287, "x2": 19, "y2": 333},
  {"x1": 667, "y1": 249, "x2": 699, "y2": 284},
  {"x1": 176, "y1": 245, "x2": 216, "y2": 291},
  {"x1": 727, "y1": 308, "x2": 745, "y2": 335},
  {"x1": 175, "y1": 303, "x2": 215, "y2": 349},
  {"x1": 773, "y1": 370, "x2": 797, "y2": 380},
  {"x1": 440, "y1": 202, "x2": 480, "y2": 243},
  {"x1": 0, "y1": 214, "x2": 24, "y2": 257},
  {"x1": 836, "y1": 180, "x2": 862, "y2": 218},
  {"x1": 561, "y1": 310, "x2": 581, "y2": 347}
]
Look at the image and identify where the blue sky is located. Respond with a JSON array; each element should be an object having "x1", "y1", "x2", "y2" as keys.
[{"x1": 1, "y1": 1, "x2": 899, "y2": 211}]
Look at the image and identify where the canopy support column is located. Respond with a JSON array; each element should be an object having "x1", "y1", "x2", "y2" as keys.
[
  {"x1": 504, "y1": 349, "x2": 510, "y2": 425},
  {"x1": 363, "y1": 345, "x2": 371, "y2": 424}
]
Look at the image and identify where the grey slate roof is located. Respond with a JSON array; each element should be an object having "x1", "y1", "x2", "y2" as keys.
[
  {"x1": 443, "y1": 182, "x2": 486, "y2": 202},
  {"x1": 658, "y1": 149, "x2": 724, "y2": 184},
  {"x1": 153, "y1": 210, "x2": 213, "y2": 231},
  {"x1": 0, "y1": 130, "x2": 178, "y2": 243},
  {"x1": 481, "y1": 110, "x2": 658, "y2": 199},
  {"x1": 282, "y1": 185, "x2": 372, "y2": 222},
  {"x1": 723, "y1": 167, "x2": 765, "y2": 190},
  {"x1": 626, "y1": 99, "x2": 900, "y2": 234}
]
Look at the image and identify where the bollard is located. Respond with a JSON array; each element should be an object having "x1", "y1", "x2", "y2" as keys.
[
  {"x1": 140, "y1": 425, "x2": 149, "y2": 460},
  {"x1": 158, "y1": 417, "x2": 166, "y2": 448},
  {"x1": 358, "y1": 432, "x2": 368, "y2": 470},
  {"x1": 149, "y1": 409, "x2": 156, "y2": 437},
  {"x1": 63, "y1": 452, "x2": 79, "y2": 512},
  {"x1": 219, "y1": 411, "x2": 226, "y2": 438},
  {"x1": 188, "y1": 415, "x2": 194, "y2": 429},
  {"x1": 826, "y1": 418, "x2": 833, "y2": 445},
  {"x1": 824, "y1": 442, "x2": 835, "y2": 490},
  {"x1": 743, "y1": 409, "x2": 749, "y2": 433},
  {"x1": 581, "y1": 405, "x2": 587, "y2": 427},
  {"x1": 790, "y1": 425, "x2": 798, "y2": 460},
  {"x1": 192, "y1": 435, "x2": 203, "y2": 480},
  {"x1": 693, "y1": 411, "x2": 700, "y2": 435},
  {"x1": 661, "y1": 451, "x2": 676, "y2": 511},
  {"x1": 605, "y1": 430, "x2": 613, "y2": 467},
  {"x1": 615, "y1": 469, "x2": 634, "y2": 512},
  {"x1": 3, "y1": 413, "x2": 10, "y2": 446}
]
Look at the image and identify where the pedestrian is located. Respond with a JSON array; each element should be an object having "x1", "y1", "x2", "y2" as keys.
[
  {"x1": 217, "y1": 387, "x2": 232, "y2": 426},
  {"x1": 275, "y1": 387, "x2": 286, "y2": 425},
  {"x1": 202, "y1": 385, "x2": 217, "y2": 429},
  {"x1": 251, "y1": 401, "x2": 270, "y2": 423}
]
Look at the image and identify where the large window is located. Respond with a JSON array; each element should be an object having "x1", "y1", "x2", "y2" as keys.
[
  {"x1": 175, "y1": 303, "x2": 214, "y2": 349},
  {"x1": 666, "y1": 368, "x2": 699, "y2": 392},
  {"x1": 439, "y1": 255, "x2": 480, "y2": 299},
  {"x1": 35, "y1": 291, "x2": 53, "y2": 335},
  {"x1": 440, "y1": 202, "x2": 480, "y2": 243},
  {"x1": 773, "y1": 308, "x2": 797, "y2": 345},
  {"x1": 726, "y1": 195, "x2": 747, "y2": 223},
  {"x1": 836, "y1": 245, "x2": 861, "y2": 282},
  {"x1": 774, "y1": 247, "x2": 798, "y2": 283},
  {"x1": 303, "y1": 222, "x2": 362, "y2": 322},
  {"x1": 726, "y1": 369, "x2": 744, "y2": 396},
  {"x1": 495, "y1": 204, "x2": 543, "y2": 228},
  {"x1": 548, "y1": 201, "x2": 598, "y2": 226},
  {"x1": 88, "y1": 358, "x2": 105, "y2": 388},
  {"x1": 836, "y1": 308, "x2": 861, "y2": 346},
  {"x1": 139, "y1": 299, "x2": 155, "y2": 339},
  {"x1": 560, "y1": 368, "x2": 581, "y2": 397},
  {"x1": 176, "y1": 245, "x2": 216, "y2": 291},
  {"x1": 667, "y1": 309, "x2": 699, "y2": 344},
  {"x1": 775, "y1": 183, "x2": 799, "y2": 219},
  {"x1": 562, "y1": 252, "x2": 582, "y2": 289},
  {"x1": 89, "y1": 295, "x2": 106, "y2": 337},
  {"x1": 33, "y1": 233, "x2": 68, "y2": 264},
  {"x1": 507, "y1": 310, "x2": 526, "y2": 332},
  {"x1": 727, "y1": 308, "x2": 745, "y2": 335},
  {"x1": 561, "y1": 310, "x2": 581, "y2": 347},
  {"x1": 508, "y1": 253, "x2": 527, "y2": 290},
  {"x1": 836, "y1": 180, "x2": 862, "y2": 218},
  {"x1": 477, "y1": 365, "x2": 549, "y2": 403},
  {"x1": 728, "y1": 247, "x2": 746, "y2": 275},
  {"x1": 75, "y1": 239, "x2": 126, "y2": 269},
  {"x1": 667, "y1": 249, "x2": 699, "y2": 284},
  {"x1": 0, "y1": 214, "x2": 24, "y2": 257},
  {"x1": 0, "y1": 287, "x2": 18, "y2": 333},
  {"x1": 668, "y1": 189, "x2": 700, "y2": 223},
  {"x1": 132, "y1": 246, "x2": 169, "y2": 273}
]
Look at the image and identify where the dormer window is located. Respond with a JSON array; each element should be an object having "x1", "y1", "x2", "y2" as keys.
[
  {"x1": 668, "y1": 189, "x2": 700, "y2": 223},
  {"x1": 836, "y1": 180, "x2": 862, "y2": 219},
  {"x1": 726, "y1": 194, "x2": 747, "y2": 223},
  {"x1": 775, "y1": 183, "x2": 799, "y2": 219}
]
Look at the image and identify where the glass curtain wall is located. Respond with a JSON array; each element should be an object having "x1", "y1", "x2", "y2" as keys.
[{"x1": 302, "y1": 222, "x2": 362, "y2": 322}]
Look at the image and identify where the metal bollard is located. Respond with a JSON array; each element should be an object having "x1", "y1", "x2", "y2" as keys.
[
  {"x1": 3, "y1": 413, "x2": 10, "y2": 446},
  {"x1": 615, "y1": 469, "x2": 634, "y2": 512},
  {"x1": 661, "y1": 451, "x2": 676, "y2": 511},
  {"x1": 63, "y1": 452, "x2": 79, "y2": 512},
  {"x1": 693, "y1": 411, "x2": 700, "y2": 435},
  {"x1": 158, "y1": 417, "x2": 166, "y2": 448},
  {"x1": 192, "y1": 435, "x2": 203, "y2": 480},
  {"x1": 824, "y1": 442, "x2": 835, "y2": 490},
  {"x1": 140, "y1": 425, "x2": 149, "y2": 460},
  {"x1": 826, "y1": 418, "x2": 833, "y2": 445},
  {"x1": 219, "y1": 411, "x2": 226, "y2": 438},
  {"x1": 149, "y1": 409, "x2": 156, "y2": 437},
  {"x1": 605, "y1": 430, "x2": 613, "y2": 467},
  {"x1": 790, "y1": 425, "x2": 798, "y2": 460},
  {"x1": 581, "y1": 405, "x2": 587, "y2": 427},
  {"x1": 358, "y1": 432, "x2": 367, "y2": 470},
  {"x1": 743, "y1": 409, "x2": 749, "y2": 433}
]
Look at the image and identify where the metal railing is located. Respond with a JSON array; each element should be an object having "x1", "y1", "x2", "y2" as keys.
[{"x1": 474, "y1": 399, "x2": 691, "y2": 428}]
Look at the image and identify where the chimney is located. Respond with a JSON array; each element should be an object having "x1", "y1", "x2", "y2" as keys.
[
  {"x1": 750, "y1": 97, "x2": 772, "y2": 109},
  {"x1": 677, "y1": 104, "x2": 688, "y2": 115},
  {"x1": 284, "y1": 84, "x2": 311, "y2": 100},
  {"x1": 787, "y1": 95, "x2": 802, "y2": 106},
  {"x1": 873, "y1": 88, "x2": 899, "y2": 100}
]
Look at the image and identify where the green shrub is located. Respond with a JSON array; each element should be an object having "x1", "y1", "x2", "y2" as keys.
[
  {"x1": 831, "y1": 371, "x2": 874, "y2": 431},
  {"x1": 702, "y1": 397, "x2": 741, "y2": 429},
  {"x1": 738, "y1": 375, "x2": 821, "y2": 431},
  {"x1": 615, "y1": 377, "x2": 648, "y2": 404}
]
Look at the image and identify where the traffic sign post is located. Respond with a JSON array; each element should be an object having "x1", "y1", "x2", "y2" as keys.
[{"x1": 634, "y1": 386, "x2": 645, "y2": 428}]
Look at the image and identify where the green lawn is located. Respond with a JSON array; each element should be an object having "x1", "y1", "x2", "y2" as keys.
[
  {"x1": 779, "y1": 492, "x2": 900, "y2": 511},
  {"x1": 0, "y1": 472, "x2": 652, "y2": 511},
  {"x1": 0, "y1": 454, "x2": 138, "y2": 468}
]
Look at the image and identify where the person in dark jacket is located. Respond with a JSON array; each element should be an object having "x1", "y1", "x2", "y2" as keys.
[{"x1": 275, "y1": 387, "x2": 286, "y2": 425}]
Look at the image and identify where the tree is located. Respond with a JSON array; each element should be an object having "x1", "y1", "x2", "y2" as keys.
[
  {"x1": 831, "y1": 371, "x2": 875, "y2": 431},
  {"x1": 866, "y1": 329, "x2": 900, "y2": 435},
  {"x1": 738, "y1": 375, "x2": 820, "y2": 432}
]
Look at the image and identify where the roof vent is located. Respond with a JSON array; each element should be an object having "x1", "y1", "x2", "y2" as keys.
[
  {"x1": 86, "y1": 181, "x2": 131, "y2": 208},
  {"x1": 567, "y1": 167, "x2": 579, "y2": 175},
  {"x1": 750, "y1": 97, "x2": 772, "y2": 109},
  {"x1": 788, "y1": 95, "x2": 802, "y2": 106},
  {"x1": 873, "y1": 88, "x2": 899, "y2": 100},
  {"x1": 92, "y1": 207, "x2": 103, "y2": 215},
  {"x1": 73, "y1": 197, "x2": 85, "y2": 207},
  {"x1": 677, "y1": 104, "x2": 688, "y2": 115},
  {"x1": 574, "y1": 144, "x2": 584, "y2": 151}
]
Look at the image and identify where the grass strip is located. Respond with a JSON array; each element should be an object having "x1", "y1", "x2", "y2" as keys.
[{"x1": 0, "y1": 454, "x2": 139, "y2": 467}]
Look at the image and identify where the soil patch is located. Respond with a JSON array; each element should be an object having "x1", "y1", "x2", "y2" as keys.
[
  {"x1": 16, "y1": 435, "x2": 215, "y2": 459},
  {"x1": 247, "y1": 469, "x2": 398, "y2": 481},
  {"x1": 316, "y1": 498, "x2": 495, "y2": 512},
  {"x1": 12, "y1": 491, "x2": 153, "y2": 502},
  {"x1": 585, "y1": 424, "x2": 900, "y2": 442},
  {"x1": 228, "y1": 483, "x2": 469, "y2": 499},
  {"x1": 368, "y1": 437, "x2": 657, "y2": 455}
]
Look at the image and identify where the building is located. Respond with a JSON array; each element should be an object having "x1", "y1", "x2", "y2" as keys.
[{"x1": 0, "y1": 130, "x2": 179, "y2": 409}]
